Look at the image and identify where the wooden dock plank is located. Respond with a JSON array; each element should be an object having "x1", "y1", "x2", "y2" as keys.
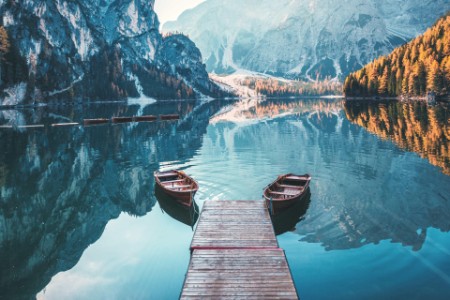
[
  {"x1": 182, "y1": 249, "x2": 297, "y2": 299},
  {"x1": 182, "y1": 200, "x2": 298, "y2": 299},
  {"x1": 191, "y1": 200, "x2": 278, "y2": 250}
]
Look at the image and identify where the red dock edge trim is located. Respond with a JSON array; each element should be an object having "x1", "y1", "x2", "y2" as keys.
[{"x1": 190, "y1": 246, "x2": 283, "y2": 251}]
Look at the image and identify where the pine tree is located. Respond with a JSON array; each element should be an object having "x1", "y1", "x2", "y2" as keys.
[
  {"x1": 367, "y1": 66, "x2": 379, "y2": 95},
  {"x1": 378, "y1": 68, "x2": 389, "y2": 95},
  {"x1": 408, "y1": 72, "x2": 419, "y2": 96},
  {"x1": 395, "y1": 69, "x2": 403, "y2": 95},
  {"x1": 0, "y1": 27, "x2": 9, "y2": 55},
  {"x1": 427, "y1": 59, "x2": 440, "y2": 92},
  {"x1": 0, "y1": 26, "x2": 10, "y2": 86},
  {"x1": 343, "y1": 14, "x2": 450, "y2": 97},
  {"x1": 416, "y1": 62, "x2": 427, "y2": 95}
]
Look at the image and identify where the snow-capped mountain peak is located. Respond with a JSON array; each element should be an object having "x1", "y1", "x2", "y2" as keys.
[{"x1": 164, "y1": 0, "x2": 450, "y2": 80}]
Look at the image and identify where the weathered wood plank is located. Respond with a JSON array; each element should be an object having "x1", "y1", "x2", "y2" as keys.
[
  {"x1": 192, "y1": 249, "x2": 284, "y2": 255},
  {"x1": 191, "y1": 240, "x2": 278, "y2": 246},
  {"x1": 185, "y1": 278, "x2": 293, "y2": 283},
  {"x1": 185, "y1": 298, "x2": 296, "y2": 300},
  {"x1": 200, "y1": 211, "x2": 268, "y2": 216},
  {"x1": 181, "y1": 289, "x2": 298, "y2": 299},
  {"x1": 182, "y1": 290, "x2": 297, "y2": 295},
  {"x1": 191, "y1": 200, "x2": 278, "y2": 250},
  {"x1": 199, "y1": 215, "x2": 269, "y2": 220},
  {"x1": 182, "y1": 200, "x2": 298, "y2": 299},
  {"x1": 193, "y1": 233, "x2": 275, "y2": 238},
  {"x1": 185, "y1": 275, "x2": 293, "y2": 280},
  {"x1": 181, "y1": 298, "x2": 295, "y2": 300},
  {"x1": 203, "y1": 200, "x2": 266, "y2": 207}
]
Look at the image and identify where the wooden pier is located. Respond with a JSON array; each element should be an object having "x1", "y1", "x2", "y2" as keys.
[{"x1": 181, "y1": 200, "x2": 298, "y2": 299}]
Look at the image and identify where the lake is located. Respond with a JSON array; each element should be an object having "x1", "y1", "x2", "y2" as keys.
[{"x1": 0, "y1": 98, "x2": 449, "y2": 299}]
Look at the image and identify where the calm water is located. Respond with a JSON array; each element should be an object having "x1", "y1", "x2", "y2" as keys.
[{"x1": 0, "y1": 99, "x2": 449, "y2": 299}]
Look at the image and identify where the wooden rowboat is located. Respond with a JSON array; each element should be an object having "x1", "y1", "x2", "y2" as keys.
[
  {"x1": 83, "y1": 118, "x2": 109, "y2": 126},
  {"x1": 155, "y1": 187, "x2": 199, "y2": 228},
  {"x1": 134, "y1": 115, "x2": 157, "y2": 122},
  {"x1": 154, "y1": 170, "x2": 198, "y2": 206},
  {"x1": 271, "y1": 189, "x2": 311, "y2": 235},
  {"x1": 263, "y1": 173, "x2": 311, "y2": 213},
  {"x1": 160, "y1": 114, "x2": 180, "y2": 121},
  {"x1": 112, "y1": 116, "x2": 133, "y2": 124}
]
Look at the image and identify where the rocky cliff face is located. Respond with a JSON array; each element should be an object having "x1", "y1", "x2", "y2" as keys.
[
  {"x1": 164, "y1": 0, "x2": 450, "y2": 80},
  {"x1": 157, "y1": 34, "x2": 224, "y2": 97},
  {"x1": 0, "y1": 0, "x2": 220, "y2": 105}
]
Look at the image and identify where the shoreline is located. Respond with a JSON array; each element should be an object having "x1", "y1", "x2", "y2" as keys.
[
  {"x1": 345, "y1": 93, "x2": 449, "y2": 100},
  {"x1": 2, "y1": 94, "x2": 448, "y2": 110}
]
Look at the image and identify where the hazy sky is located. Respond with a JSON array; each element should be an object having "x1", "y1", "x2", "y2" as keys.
[{"x1": 154, "y1": 0, "x2": 205, "y2": 27}]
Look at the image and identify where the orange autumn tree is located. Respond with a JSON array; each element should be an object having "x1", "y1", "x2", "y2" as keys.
[
  {"x1": 344, "y1": 12, "x2": 450, "y2": 97},
  {"x1": 0, "y1": 26, "x2": 10, "y2": 86}
]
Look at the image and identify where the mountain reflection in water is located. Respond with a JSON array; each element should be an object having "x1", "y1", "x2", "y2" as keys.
[
  {"x1": 0, "y1": 98, "x2": 449, "y2": 299},
  {"x1": 207, "y1": 98, "x2": 450, "y2": 252},
  {"x1": 0, "y1": 100, "x2": 228, "y2": 300}
]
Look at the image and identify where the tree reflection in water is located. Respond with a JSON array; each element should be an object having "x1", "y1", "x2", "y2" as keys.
[
  {"x1": 211, "y1": 98, "x2": 450, "y2": 252},
  {"x1": 344, "y1": 100, "x2": 449, "y2": 175}
]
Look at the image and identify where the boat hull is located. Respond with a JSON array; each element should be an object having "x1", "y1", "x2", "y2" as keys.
[
  {"x1": 263, "y1": 173, "x2": 311, "y2": 214},
  {"x1": 271, "y1": 189, "x2": 311, "y2": 235},
  {"x1": 154, "y1": 170, "x2": 198, "y2": 206},
  {"x1": 155, "y1": 183, "x2": 196, "y2": 206},
  {"x1": 155, "y1": 187, "x2": 199, "y2": 227},
  {"x1": 265, "y1": 190, "x2": 309, "y2": 214}
]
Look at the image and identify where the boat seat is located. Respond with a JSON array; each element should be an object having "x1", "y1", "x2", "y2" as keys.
[
  {"x1": 268, "y1": 190, "x2": 299, "y2": 196},
  {"x1": 168, "y1": 185, "x2": 193, "y2": 189},
  {"x1": 284, "y1": 176, "x2": 307, "y2": 180},
  {"x1": 157, "y1": 172, "x2": 179, "y2": 177},
  {"x1": 161, "y1": 179, "x2": 185, "y2": 184},
  {"x1": 172, "y1": 188, "x2": 195, "y2": 192},
  {"x1": 276, "y1": 183, "x2": 303, "y2": 189}
]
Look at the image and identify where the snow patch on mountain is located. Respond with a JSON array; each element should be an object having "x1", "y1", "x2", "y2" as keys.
[{"x1": 1, "y1": 83, "x2": 27, "y2": 106}]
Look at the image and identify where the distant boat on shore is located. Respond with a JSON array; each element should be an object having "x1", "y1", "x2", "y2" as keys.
[
  {"x1": 134, "y1": 115, "x2": 157, "y2": 122},
  {"x1": 83, "y1": 118, "x2": 109, "y2": 126},
  {"x1": 160, "y1": 114, "x2": 180, "y2": 121},
  {"x1": 112, "y1": 116, "x2": 133, "y2": 124}
]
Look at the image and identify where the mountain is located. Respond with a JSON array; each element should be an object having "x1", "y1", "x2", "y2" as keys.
[
  {"x1": 0, "y1": 0, "x2": 224, "y2": 105},
  {"x1": 163, "y1": 0, "x2": 450, "y2": 80},
  {"x1": 344, "y1": 13, "x2": 450, "y2": 97}
]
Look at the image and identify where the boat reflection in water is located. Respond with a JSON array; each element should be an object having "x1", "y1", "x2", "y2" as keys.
[
  {"x1": 154, "y1": 187, "x2": 200, "y2": 228},
  {"x1": 270, "y1": 188, "x2": 311, "y2": 236}
]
